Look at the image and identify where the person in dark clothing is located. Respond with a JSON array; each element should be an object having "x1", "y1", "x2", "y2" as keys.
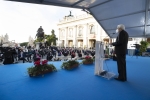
[
  {"x1": 27, "y1": 49, "x2": 32, "y2": 61},
  {"x1": 3, "y1": 48, "x2": 14, "y2": 64},
  {"x1": 71, "y1": 52, "x2": 75, "y2": 59},
  {"x1": 111, "y1": 24, "x2": 129, "y2": 82},
  {"x1": 47, "y1": 51, "x2": 53, "y2": 61},
  {"x1": 19, "y1": 50, "x2": 28, "y2": 63},
  {"x1": 52, "y1": 50, "x2": 56, "y2": 58},
  {"x1": 78, "y1": 51, "x2": 82, "y2": 58},
  {"x1": 91, "y1": 51, "x2": 95, "y2": 57},
  {"x1": 58, "y1": 51, "x2": 61, "y2": 56},
  {"x1": 134, "y1": 44, "x2": 140, "y2": 57}
]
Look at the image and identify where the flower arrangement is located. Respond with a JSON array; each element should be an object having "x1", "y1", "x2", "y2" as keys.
[
  {"x1": 82, "y1": 55, "x2": 94, "y2": 64},
  {"x1": 61, "y1": 60, "x2": 79, "y2": 70},
  {"x1": 27, "y1": 60, "x2": 57, "y2": 77}
]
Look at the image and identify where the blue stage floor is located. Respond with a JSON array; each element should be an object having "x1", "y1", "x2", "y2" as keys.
[{"x1": 0, "y1": 56, "x2": 150, "y2": 100}]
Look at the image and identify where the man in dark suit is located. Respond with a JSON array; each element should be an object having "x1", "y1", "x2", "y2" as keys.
[{"x1": 111, "y1": 24, "x2": 129, "y2": 82}]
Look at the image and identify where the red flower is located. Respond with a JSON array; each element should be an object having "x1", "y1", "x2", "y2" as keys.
[
  {"x1": 34, "y1": 60, "x2": 41, "y2": 66},
  {"x1": 85, "y1": 56, "x2": 91, "y2": 59},
  {"x1": 42, "y1": 60, "x2": 48, "y2": 65}
]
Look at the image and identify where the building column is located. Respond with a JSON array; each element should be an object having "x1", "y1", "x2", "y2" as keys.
[
  {"x1": 83, "y1": 24, "x2": 88, "y2": 48},
  {"x1": 58, "y1": 28, "x2": 61, "y2": 46},
  {"x1": 65, "y1": 27, "x2": 68, "y2": 47},
  {"x1": 73, "y1": 25, "x2": 77, "y2": 47},
  {"x1": 58, "y1": 28, "x2": 60, "y2": 41},
  {"x1": 96, "y1": 24, "x2": 101, "y2": 41},
  {"x1": 99, "y1": 26, "x2": 103, "y2": 42},
  {"x1": 88, "y1": 39, "x2": 89, "y2": 48}
]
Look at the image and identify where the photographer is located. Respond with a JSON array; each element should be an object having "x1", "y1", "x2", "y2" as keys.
[{"x1": 3, "y1": 47, "x2": 14, "y2": 64}]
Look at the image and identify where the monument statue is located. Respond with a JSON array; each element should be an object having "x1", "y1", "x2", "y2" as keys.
[
  {"x1": 28, "y1": 36, "x2": 34, "y2": 47},
  {"x1": 35, "y1": 26, "x2": 45, "y2": 39},
  {"x1": 35, "y1": 26, "x2": 45, "y2": 49},
  {"x1": 4, "y1": 33, "x2": 9, "y2": 43}
]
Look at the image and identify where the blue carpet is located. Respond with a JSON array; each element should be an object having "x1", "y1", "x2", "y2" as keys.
[{"x1": 0, "y1": 56, "x2": 150, "y2": 100}]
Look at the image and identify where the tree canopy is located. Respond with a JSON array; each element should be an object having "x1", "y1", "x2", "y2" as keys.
[
  {"x1": 46, "y1": 29, "x2": 58, "y2": 45},
  {"x1": 20, "y1": 42, "x2": 28, "y2": 47},
  {"x1": 34, "y1": 29, "x2": 58, "y2": 46}
]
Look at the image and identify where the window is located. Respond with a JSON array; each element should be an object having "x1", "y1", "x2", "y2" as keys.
[
  {"x1": 90, "y1": 25, "x2": 95, "y2": 34},
  {"x1": 78, "y1": 26, "x2": 83, "y2": 36}
]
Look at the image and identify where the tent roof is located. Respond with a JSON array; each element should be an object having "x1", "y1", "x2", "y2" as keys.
[{"x1": 6, "y1": 0, "x2": 150, "y2": 38}]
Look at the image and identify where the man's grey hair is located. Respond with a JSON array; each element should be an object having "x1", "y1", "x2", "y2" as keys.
[{"x1": 117, "y1": 24, "x2": 125, "y2": 30}]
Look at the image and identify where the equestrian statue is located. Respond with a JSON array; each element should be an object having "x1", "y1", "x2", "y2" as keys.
[{"x1": 35, "y1": 26, "x2": 45, "y2": 40}]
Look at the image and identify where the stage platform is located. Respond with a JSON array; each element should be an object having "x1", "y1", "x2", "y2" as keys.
[{"x1": 0, "y1": 56, "x2": 150, "y2": 100}]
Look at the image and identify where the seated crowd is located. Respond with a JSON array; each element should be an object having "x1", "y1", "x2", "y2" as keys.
[{"x1": 0, "y1": 46, "x2": 96, "y2": 65}]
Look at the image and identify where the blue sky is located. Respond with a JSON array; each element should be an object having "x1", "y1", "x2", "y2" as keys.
[{"x1": 0, "y1": 0, "x2": 85, "y2": 43}]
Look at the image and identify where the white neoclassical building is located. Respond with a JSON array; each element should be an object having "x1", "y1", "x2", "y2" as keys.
[{"x1": 57, "y1": 14, "x2": 109, "y2": 48}]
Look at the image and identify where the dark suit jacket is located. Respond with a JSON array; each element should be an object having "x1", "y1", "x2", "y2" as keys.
[{"x1": 112, "y1": 30, "x2": 129, "y2": 54}]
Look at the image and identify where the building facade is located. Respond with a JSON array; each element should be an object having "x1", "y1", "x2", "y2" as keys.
[{"x1": 57, "y1": 14, "x2": 109, "y2": 48}]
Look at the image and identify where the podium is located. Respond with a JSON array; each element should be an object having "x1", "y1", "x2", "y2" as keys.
[{"x1": 94, "y1": 41, "x2": 115, "y2": 80}]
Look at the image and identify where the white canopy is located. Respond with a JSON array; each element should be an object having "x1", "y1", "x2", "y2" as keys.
[{"x1": 6, "y1": 0, "x2": 150, "y2": 38}]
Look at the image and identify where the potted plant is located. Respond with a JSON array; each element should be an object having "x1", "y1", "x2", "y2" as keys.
[
  {"x1": 61, "y1": 60, "x2": 79, "y2": 70},
  {"x1": 82, "y1": 55, "x2": 94, "y2": 64},
  {"x1": 27, "y1": 60, "x2": 57, "y2": 77},
  {"x1": 139, "y1": 41, "x2": 149, "y2": 55}
]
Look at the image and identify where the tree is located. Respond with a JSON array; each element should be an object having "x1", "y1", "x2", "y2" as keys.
[
  {"x1": 34, "y1": 29, "x2": 58, "y2": 46},
  {"x1": 45, "y1": 29, "x2": 58, "y2": 46},
  {"x1": 20, "y1": 42, "x2": 28, "y2": 47}
]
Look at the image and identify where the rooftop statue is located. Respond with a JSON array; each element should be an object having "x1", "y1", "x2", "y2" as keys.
[{"x1": 65, "y1": 11, "x2": 73, "y2": 18}]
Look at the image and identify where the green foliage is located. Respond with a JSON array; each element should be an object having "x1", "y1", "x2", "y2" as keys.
[
  {"x1": 139, "y1": 41, "x2": 149, "y2": 55},
  {"x1": 34, "y1": 29, "x2": 58, "y2": 46},
  {"x1": 20, "y1": 42, "x2": 28, "y2": 46},
  {"x1": 61, "y1": 60, "x2": 79, "y2": 70},
  {"x1": 34, "y1": 38, "x2": 44, "y2": 42},
  {"x1": 27, "y1": 64, "x2": 57, "y2": 76},
  {"x1": 45, "y1": 29, "x2": 58, "y2": 46}
]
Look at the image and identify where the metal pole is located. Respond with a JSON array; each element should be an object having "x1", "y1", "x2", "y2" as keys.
[{"x1": 144, "y1": 0, "x2": 150, "y2": 39}]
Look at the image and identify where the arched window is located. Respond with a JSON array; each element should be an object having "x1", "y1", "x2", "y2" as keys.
[
  {"x1": 90, "y1": 25, "x2": 95, "y2": 34},
  {"x1": 78, "y1": 26, "x2": 83, "y2": 36}
]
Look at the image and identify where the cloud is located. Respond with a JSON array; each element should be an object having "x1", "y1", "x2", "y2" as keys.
[{"x1": 0, "y1": 0, "x2": 85, "y2": 43}]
